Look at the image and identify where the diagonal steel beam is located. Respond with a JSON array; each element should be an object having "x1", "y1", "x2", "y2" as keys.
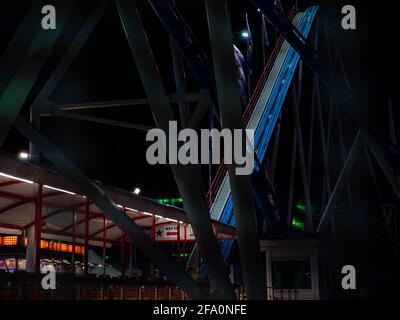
[
  {"x1": 168, "y1": 7, "x2": 190, "y2": 129},
  {"x1": 204, "y1": 0, "x2": 266, "y2": 299},
  {"x1": 317, "y1": 130, "x2": 364, "y2": 232},
  {"x1": 187, "y1": 90, "x2": 210, "y2": 129},
  {"x1": 364, "y1": 132, "x2": 400, "y2": 198},
  {"x1": 29, "y1": 0, "x2": 111, "y2": 160},
  {"x1": 30, "y1": 0, "x2": 111, "y2": 116},
  {"x1": 116, "y1": 0, "x2": 234, "y2": 299},
  {"x1": 252, "y1": 1, "x2": 366, "y2": 126},
  {"x1": 0, "y1": 0, "x2": 72, "y2": 146},
  {"x1": 147, "y1": 0, "x2": 211, "y2": 88},
  {"x1": 14, "y1": 115, "x2": 206, "y2": 299}
]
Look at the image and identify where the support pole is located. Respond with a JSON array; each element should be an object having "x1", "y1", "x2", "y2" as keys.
[
  {"x1": 120, "y1": 233, "x2": 125, "y2": 277},
  {"x1": 291, "y1": 85, "x2": 313, "y2": 231},
  {"x1": 72, "y1": 208, "x2": 76, "y2": 272},
  {"x1": 34, "y1": 184, "x2": 43, "y2": 272},
  {"x1": 151, "y1": 215, "x2": 156, "y2": 275},
  {"x1": 205, "y1": 0, "x2": 265, "y2": 299},
  {"x1": 177, "y1": 222, "x2": 181, "y2": 258},
  {"x1": 102, "y1": 216, "x2": 107, "y2": 276},
  {"x1": 287, "y1": 123, "x2": 297, "y2": 226},
  {"x1": 84, "y1": 200, "x2": 89, "y2": 277},
  {"x1": 129, "y1": 240, "x2": 133, "y2": 275},
  {"x1": 152, "y1": 215, "x2": 156, "y2": 241},
  {"x1": 0, "y1": 0, "x2": 72, "y2": 147},
  {"x1": 168, "y1": 0, "x2": 190, "y2": 128}
]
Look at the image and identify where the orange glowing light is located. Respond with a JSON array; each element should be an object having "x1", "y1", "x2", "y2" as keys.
[
  {"x1": 0, "y1": 236, "x2": 17, "y2": 246},
  {"x1": 21, "y1": 238, "x2": 85, "y2": 254}
]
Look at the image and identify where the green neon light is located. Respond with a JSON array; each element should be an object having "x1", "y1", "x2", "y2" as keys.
[
  {"x1": 171, "y1": 253, "x2": 189, "y2": 257},
  {"x1": 158, "y1": 198, "x2": 183, "y2": 205},
  {"x1": 291, "y1": 217, "x2": 305, "y2": 230},
  {"x1": 295, "y1": 202, "x2": 306, "y2": 212}
]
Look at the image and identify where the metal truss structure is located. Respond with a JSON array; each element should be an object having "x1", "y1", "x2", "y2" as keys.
[{"x1": 0, "y1": 0, "x2": 399, "y2": 299}]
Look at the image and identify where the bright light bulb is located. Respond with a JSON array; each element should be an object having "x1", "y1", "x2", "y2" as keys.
[
  {"x1": 241, "y1": 31, "x2": 249, "y2": 38},
  {"x1": 18, "y1": 152, "x2": 29, "y2": 160},
  {"x1": 133, "y1": 187, "x2": 141, "y2": 195}
]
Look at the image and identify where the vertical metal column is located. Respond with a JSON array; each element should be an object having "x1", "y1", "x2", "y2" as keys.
[
  {"x1": 151, "y1": 215, "x2": 156, "y2": 275},
  {"x1": 102, "y1": 216, "x2": 107, "y2": 276},
  {"x1": 205, "y1": 0, "x2": 266, "y2": 299},
  {"x1": 291, "y1": 85, "x2": 314, "y2": 231},
  {"x1": 72, "y1": 209, "x2": 76, "y2": 272},
  {"x1": 287, "y1": 121, "x2": 298, "y2": 226},
  {"x1": 34, "y1": 184, "x2": 43, "y2": 272},
  {"x1": 169, "y1": 0, "x2": 190, "y2": 128},
  {"x1": 177, "y1": 222, "x2": 181, "y2": 257},
  {"x1": 129, "y1": 240, "x2": 133, "y2": 275},
  {"x1": 84, "y1": 200, "x2": 89, "y2": 277},
  {"x1": 120, "y1": 233, "x2": 125, "y2": 277}
]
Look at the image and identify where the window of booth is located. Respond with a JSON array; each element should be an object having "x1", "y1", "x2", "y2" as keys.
[{"x1": 271, "y1": 260, "x2": 312, "y2": 289}]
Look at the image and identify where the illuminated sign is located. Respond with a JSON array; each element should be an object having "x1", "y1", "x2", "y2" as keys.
[
  {"x1": 0, "y1": 236, "x2": 18, "y2": 246},
  {"x1": 154, "y1": 223, "x2": 196, "y2": 242},
  {"x1": 22, "y1": 238, "x2": 85, "y2": 254},
  {"x1": 158, "y1": 198, "x2": 183, "y2": 206}
]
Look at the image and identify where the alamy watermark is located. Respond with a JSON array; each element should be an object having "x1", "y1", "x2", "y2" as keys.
[
  {"x1": 41, "y1": 5, "x2": 56, "y2": 30},
  {"x1": 146, "y1": 121, "x2": 255, "y2": 175},
  {"x1": 41, "y1": 265, "x2": 56, "y2": 290},
  {"x1": 341, "y1": 265, "x2": 356, "y2": 290},
  {"x1": 341, "y1": 5, "x2": 356, "y2": 30}
]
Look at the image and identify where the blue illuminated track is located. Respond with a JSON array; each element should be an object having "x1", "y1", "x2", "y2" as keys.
[{"x1": 205, "y1": 7, "x2": 319, "y2": 268}]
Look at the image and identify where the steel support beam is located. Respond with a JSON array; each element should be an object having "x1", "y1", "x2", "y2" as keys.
[
  {"x1": 14, "y1": 115, "x2": 206, "y2": 299},
  {"x1": 71, "y1": 208, "x2": 77, "y2": 269},
  {"x1": 102, "y1": 217, "x2": 107, "y2": 275},
  {"x1": 50, "y1": 93, "x2": 203, "y2": 113},
  {"x1": 51, "y1": 99, "x2": 150, "y2": 112},
  {"x1": 205, "y1": 0, "x2": 265, "y2": 299},
  {"x1": 292, "y1": 84, "x2": 314, "y2": 231},
  {"x1": 116, "y1": 0, "x2": 234, "y2": 299},
  {"x1": 364, "y1": 133, "x2": 400, "y2": 199},
  {"x1": 168, "y1": 4, "x2": 191, "y2": 128},
  {"x1": 34, "y1": 184, "x2": 43, "y2": 272},
  {"x1": 188, "y1": 90, "x2": 210, "y2": 130},
  {"x1": 252, "y1": 0, "x2": 368, "y2": 127},
  {"x1": 317, "y1": 130, "x2": 364, "y2": 232},
  {"x1": 84, "y1": 199, "x2": 89, "y2": 277},
  {"x1": 29, "y1": 1, "x2": 111, "y2": 160},
  {"x1": 147, "y1": 0, "x2": 211, "y2": 87},
  {"x1": 0, "y1": 0, "x2": 72, "y2": 146},
  {"x1": 30, "y1": 0, "x2": 111, "y2": 116},
  {"x1": 51, "y1": 110, "x2": 154, "y2": 132},
  {"x1": 120, "y1": 232, "x2": 126, "y2": 276}
]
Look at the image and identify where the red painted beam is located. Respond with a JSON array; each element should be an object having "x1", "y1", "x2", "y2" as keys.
[{"x1": 0, "y1": 181, "x2": 22, "y2": 188}]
